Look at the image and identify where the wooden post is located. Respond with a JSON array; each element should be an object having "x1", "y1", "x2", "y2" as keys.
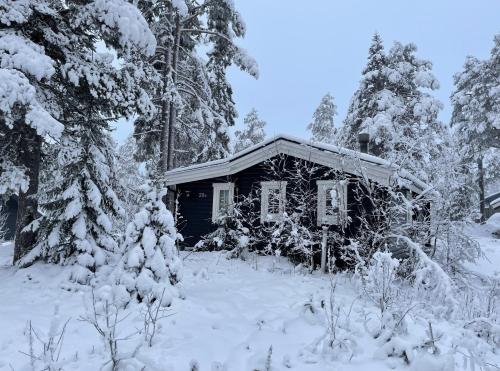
[
  {"x1": 478, "y1": 156, "x2": 486, "y2": 223},
  {"x1": 321, "y1": 226, "x2": 328, "y2": 273}
]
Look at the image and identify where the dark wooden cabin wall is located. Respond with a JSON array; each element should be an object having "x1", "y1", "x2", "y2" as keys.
[
  {"x1": 175, "y1": 155, "x2": 379, "y2": 248},
  {"x1": 175, "y1": 175, "x2": 228, "y2": 247}
]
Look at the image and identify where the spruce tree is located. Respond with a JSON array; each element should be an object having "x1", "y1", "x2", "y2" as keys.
[
  {"x1": 15, "y1": 0, "x2": 157, "y2": 274},
  {"x1": 233, "y1": 108, "x2": 267, "y2": 153},
  {"x1": 1, "y1": 0, "x2": 156, "y2": 263},
  {"x1": 341, "y1": 34, "x2": 444, "y2": 182},
  {"x1": 382, "y1": 41, "x2": 444, "y2": 181},
  {"x1": 451, "y1": 34, "x2": 500, "y2": 219},
  {"x1": 117, "y1": 178, "x2": 182, "y2": 305},
  {"x1": 307, "y1": 93, "x2": 337, "y2": 144},
  {"x1": 340, "y1": 33, "x2": 387, "y2": 150},
  {"x1": 21, "y1": 125, "x2": 124, "y2": 284},
  {"x1": 0, "y1": 0, "x2": 65, "y2": 262}
]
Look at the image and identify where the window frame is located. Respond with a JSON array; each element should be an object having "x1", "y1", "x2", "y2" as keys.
[
  {"x1": 316, "y1": 180, "x2": 348, "y2": 226},
  {"x1": 212, "y1": 183, "x2": 235, "y2": 222},
  {"x1": 389, "y1": 189, "x2": 414, "y2": 227},
  {"x1": 260, "y1": 181, "x2": 287, "y2": 223}
]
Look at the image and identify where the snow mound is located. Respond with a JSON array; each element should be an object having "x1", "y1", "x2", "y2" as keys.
[{"x1": 486, "y1": 213, "x2": 500, "y2": 236}]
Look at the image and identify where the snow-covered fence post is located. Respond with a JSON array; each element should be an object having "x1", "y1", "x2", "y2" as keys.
[{"x1": 321, "y1": 226, "x2": 328, "y2": 273}]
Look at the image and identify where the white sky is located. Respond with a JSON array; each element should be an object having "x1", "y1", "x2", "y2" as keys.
[
  {"x1": 112, "y1": 0, "x2": 500, "y2": 144},
  {"x1": 227, "y1": 0, "x2": 500, "y2": 138}
]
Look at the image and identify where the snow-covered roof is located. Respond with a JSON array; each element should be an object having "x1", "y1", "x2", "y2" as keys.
[
  {"x1": 490, "y1": 197, "x2": 500, "y2": 209},
  {"x1": 486, "y1": 192, "x2": 500, "y2": 204},
  {"x1": 165, "y1": 134, "x2": 429, "y2": 193}
]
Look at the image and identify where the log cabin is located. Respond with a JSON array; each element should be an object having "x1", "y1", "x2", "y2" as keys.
[{"x1": 166, "y1": 133, "x2": 431, "y2": 254}]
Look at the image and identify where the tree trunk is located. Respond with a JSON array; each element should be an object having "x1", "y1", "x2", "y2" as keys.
[
  {"x1": 167, "y1": 15, "x2": 181, "y2": 172},
  {"x1": 166, "y1": 15, "x2": 181, "y2": 212},
  {"x1": 478, "y1": 156, "x2": 486, "y2": 222},
  {"x1": 158, "y1": 46, "x2": 171, "y2": 176},
  {"x1": 13, "y1": 126, "x2": 41, "y2": 263}
]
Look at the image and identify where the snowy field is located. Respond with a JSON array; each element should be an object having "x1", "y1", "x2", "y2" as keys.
[{"x1": 0, "y1": 220, "x2": 499, "y2": 371}]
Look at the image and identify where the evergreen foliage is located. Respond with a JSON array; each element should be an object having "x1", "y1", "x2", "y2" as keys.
[
  {"x1": 451, "y1": 34, "x2": 500, "y2": 218},
  {"x1": 133, "y1": 0, "x2": 259, "y2": 169},
  {"x1": 1, "y1": 0, "x2": 156, "y2": 262},
  {"x1": 340, "y1": 33, "x2": 445, "y2": 182},
  {"x1": 234, "y1": 108, "x2": 267, "y2": 153},
  {"x1": 21, "y1": 125, "x2": 124, "y2": 284},
  {"x1": 307, "y1": 93, "x2": 337, "y2": 144},
  {"x1": 115, "y1": 135, "x2": 147, "y2": 229},
  {"x1": 117, "y1": 179, "x2": 182, "y2": 305}
]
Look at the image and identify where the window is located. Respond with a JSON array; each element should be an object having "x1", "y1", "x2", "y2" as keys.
[
  {"x1": 325, "y1": 188, "x2": 339, "y2": 216},
  {"x1": 317, "y1": 180, "x2": 347, "y2": 226},
  {"x1": 390, "y1": 189, "x2": 413, "y2": 227},
  {"x1": 212, "y1": 183, "x2": 234, "y2": 222},
  {"x1": 405, "y1": 191, "x2": 414, "y2": 224},
  {"x1": 260, "y1": 181, "x2": 287, "y2": 222}
]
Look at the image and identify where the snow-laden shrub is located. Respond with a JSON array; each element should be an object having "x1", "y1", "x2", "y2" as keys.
[
  {"x1": 306, "y1": 281, "x2": 359, "y2": 362},
  {"x1": 463, "y1": 318, "x2": 500, "y2": 348},
  {"x1": 262, "y1": 211, "x2": 315, "y2": 265},
  {"x1": 432, "y1": 221, "x2": 482, "y2": 284},
  {"x1": 196, "y1": 214, "x2": 250, "y2": 257},
  {"x1": 80, "y1": 285, "x2": 133, "y2": 371},
  {"x1": 196, "y1": 193, "x2": 256, "y2": 259},
  {"x1": 116, "y1": 181, "x2": 182, "y2": 305},
  {"x1": 23, "y1": 304, "x2": 70, "y2": 371},
  {"x1": 375, "y1": 322, "x2": 453, "y2": 370},
  {"x1": 396, "y1": 236, "x2": 458, "y2": 319},
  {"x1": 359, "y1": 251, "x2": 401, "y2": 317},
  {"x1": 356, "y1": 251, "x2": 430, "y2": 346}
]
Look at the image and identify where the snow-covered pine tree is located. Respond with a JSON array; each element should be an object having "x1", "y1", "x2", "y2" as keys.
[
  {"x1": 133, "y1": 0, "x2": 258, "y2": 170},
  {"x1": 2, "y1": 0, "x2": 156, "y2": 263},
  {"x1": 115, "y1": 135, "x2": 147, "y2": 229},
  {"x1": 451, "y1": 34, "x2": 500, "y2": 220},
  {"x1": 117, "y1": 178, "x2": 182, "y2": 305},
  {"x1": 307, "y1": 93, "x2": 337, "y2": 144},
  {"x1": 341, "y1": 34, "x2": 444, "y2": 182},
  {"x1": 382, "y1": 41, "x2": 445, "y2": 181},
  {"x1": 16, "y1": 1, "x2": 156, "y2": 274},
  {"x1": 21, "y1": 125, "x2": 124, "y2": 284},
  {"x1": 233, "y1": 108, "x2": 267, "y2": 153},
  {"x1": 0, "y1": 0, "x2": 65, "y2": 261},
  {"x1": 340, "y1": 33, "x2": 387, "y2": 151}
]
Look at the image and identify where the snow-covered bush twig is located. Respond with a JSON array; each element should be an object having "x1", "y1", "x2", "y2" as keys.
[
  {"x1": 20, "y1": 305, "x2": 70, "y2": 371},
  {"x1": 142, "y1": 288, "x2": 173, "y2": 347},
  {"x1": 308, "y1": 279, "x2": 358, "y2": 362},
  {"x1": 359, "y1": 251, "x2": 400, "y2": 318},
  {"x1": 79, "y1": 288, "x2": 136, "y2": 371}
]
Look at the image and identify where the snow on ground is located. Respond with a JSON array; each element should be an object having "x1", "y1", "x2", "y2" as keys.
[
  {"x1": 0, "y1": 225, "x2": 499, "y2": 370},
  {"x1": 466, "y1": 214, "x2": 500, "y2": 278}
]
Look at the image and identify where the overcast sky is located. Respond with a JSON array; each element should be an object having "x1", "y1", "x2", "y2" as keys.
[
  {"x1": 112, "y1": 0, "x2": 499, "y2": 144},
  {"x1": 226, "y1": 0, "x2": 500, "y2": 139}
]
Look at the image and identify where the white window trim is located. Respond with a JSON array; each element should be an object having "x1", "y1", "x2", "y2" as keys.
[
  {"x1": 212, "y1": 183, "x2": 235, "y2": 222},
  {"x1": 316, "y1": 180, "x2": 348, "y2": 226},
  {"x1": 260, "y1": 181, "x2": 287, "y2": 223}
]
